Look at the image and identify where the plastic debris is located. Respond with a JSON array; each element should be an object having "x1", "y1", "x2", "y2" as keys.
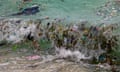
[
  {"x1": 0, "y1": 18, "x2": 119, "y2": 69},
  {"x1": 26, "y1": 55, "x2": 40, "y2": 60},
  {"x1": 0, "y1": 62, "x2": 10, "y2": 66}
]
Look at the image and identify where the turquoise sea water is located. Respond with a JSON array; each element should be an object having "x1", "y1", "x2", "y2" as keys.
[
  {"x1": 0, "y1": 0, "x2": 120, "y2": 23},
  {"x1": 0, "y1": 0, "x2": 119, "y2": 43}
]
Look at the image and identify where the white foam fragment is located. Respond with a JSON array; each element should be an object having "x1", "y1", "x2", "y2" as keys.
[{"x1": 56, "y1": 47, "x2": 91, "y2": 61}]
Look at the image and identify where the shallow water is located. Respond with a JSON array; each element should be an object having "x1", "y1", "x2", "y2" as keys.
[{"x1": 0, "y1": 0, "x2": 119, "y2": 23}]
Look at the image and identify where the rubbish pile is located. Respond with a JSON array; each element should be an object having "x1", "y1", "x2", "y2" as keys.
[
  {"x1": 45, "y1": 20, "x2": 119, "y2": 61},
  {"x1": 0, "y1": 18, "x2": 119, "y2": 71},
  {"x1": 0, "y1": 18, "x2": 39, "y2": 44}
]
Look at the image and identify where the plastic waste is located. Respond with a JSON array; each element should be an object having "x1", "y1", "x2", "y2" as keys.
[{"x1": 26, "y1": 55, "x2": 40, "y2": 60}]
